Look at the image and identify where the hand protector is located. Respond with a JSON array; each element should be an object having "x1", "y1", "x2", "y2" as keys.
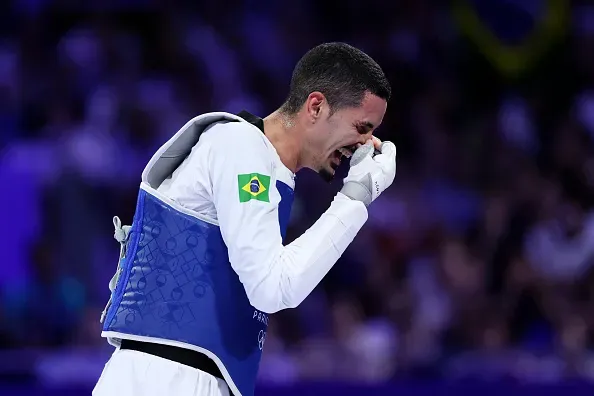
[{"x1": 340, "y1": 140, "x2": 397, "y2": 206}]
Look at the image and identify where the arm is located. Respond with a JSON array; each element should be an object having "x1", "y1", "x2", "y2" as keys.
[{"x1": 209, "y1": 123, "x2": 368, "y2": 314}]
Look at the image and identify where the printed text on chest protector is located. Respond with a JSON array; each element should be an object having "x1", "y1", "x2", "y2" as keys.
[{"x1": 253, "y1": 310, "x2": 269, "y2": 326}]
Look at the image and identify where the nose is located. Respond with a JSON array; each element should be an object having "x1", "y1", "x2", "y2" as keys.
[{"x1": 357, "y1": 132, "x2": 374, "y2": 146}]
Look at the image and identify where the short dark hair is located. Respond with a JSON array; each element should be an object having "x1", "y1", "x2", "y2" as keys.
[{"x1": 280, "y1": 42, "x2": 391, "y2": 116}]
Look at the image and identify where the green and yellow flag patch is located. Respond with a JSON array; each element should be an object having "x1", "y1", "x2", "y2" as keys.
[{"x1": 238, "y1": 173, "x2": 271, "y2": 203}]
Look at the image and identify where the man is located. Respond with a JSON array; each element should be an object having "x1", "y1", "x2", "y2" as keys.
[{"x1": 93, "y1": 42, "x2": 396, "y2": 396}]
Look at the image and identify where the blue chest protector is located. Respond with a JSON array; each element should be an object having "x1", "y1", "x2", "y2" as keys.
[{"x1": 101, "y1": 112, "x2": 294, "y2": 396}]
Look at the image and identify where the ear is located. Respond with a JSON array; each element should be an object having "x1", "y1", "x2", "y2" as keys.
[{"x1": 305, "y1": 92, "x2": 326, "y2": 122}]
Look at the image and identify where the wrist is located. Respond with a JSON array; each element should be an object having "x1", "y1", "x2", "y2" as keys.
[
  {"x1": 340, "y1": 179, "x2": 372, "y2": 207},
  {"x1": 332, "y1": 192, "x2": 369, "y2": 226}
]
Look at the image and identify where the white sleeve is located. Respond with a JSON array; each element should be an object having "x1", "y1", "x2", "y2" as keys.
[{"x1": 209, "y1": 123, "x2": 369, "y2": 314}]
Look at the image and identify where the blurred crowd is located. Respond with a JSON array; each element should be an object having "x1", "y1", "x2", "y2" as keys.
[{"x1": 2, "y1": 0, "x2": 594, "y2": 386}]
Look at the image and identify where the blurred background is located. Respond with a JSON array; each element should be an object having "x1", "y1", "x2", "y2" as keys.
[{"x1": 2, "y1": 0, "x2": 594, "y2": 395}]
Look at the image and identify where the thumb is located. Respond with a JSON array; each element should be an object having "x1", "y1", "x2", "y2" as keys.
[{"x1": 350, "y1": 141, "x2": 374, "y2": 166}]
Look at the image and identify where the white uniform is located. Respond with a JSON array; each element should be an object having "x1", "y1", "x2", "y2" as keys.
[{"x1": 93, "y1": 114, "x2": 369, "y2": 396}]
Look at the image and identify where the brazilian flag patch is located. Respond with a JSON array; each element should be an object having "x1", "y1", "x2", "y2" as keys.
[{"x1": 238, "y1": 173, "x2": 271, "y2": 203}]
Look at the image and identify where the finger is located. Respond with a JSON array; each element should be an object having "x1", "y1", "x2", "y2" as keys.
[{"x1": 372, "y1": 136, "x2": 382, "y2": 150}]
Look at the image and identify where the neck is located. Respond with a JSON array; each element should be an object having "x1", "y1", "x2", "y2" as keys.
[{"x1": 263, "y1": 110, "x2": 304, "y2": 172}]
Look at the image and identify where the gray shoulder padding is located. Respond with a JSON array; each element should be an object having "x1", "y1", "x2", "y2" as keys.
[{"x1": 143, "y1": 113, "x2": 242, "y2": 189}]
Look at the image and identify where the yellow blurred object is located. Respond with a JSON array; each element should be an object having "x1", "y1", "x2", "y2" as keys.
[{"x1": 452, "y1": 0, "x2": 569, "y2": 78}]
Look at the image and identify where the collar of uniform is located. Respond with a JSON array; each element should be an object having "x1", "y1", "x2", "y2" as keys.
[
  {"x1": 236, "y1": 110, "x2": 265, "y2": 133},
  {"x1": 237, "y1": 110, "x2": 296, "y2": 182}
]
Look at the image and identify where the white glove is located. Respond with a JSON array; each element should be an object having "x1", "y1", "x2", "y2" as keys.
[{"x1": 340, "y1": 140, "x2": 396, "y2": 206}]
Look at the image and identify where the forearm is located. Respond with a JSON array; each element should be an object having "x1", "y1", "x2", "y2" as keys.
[{"x1": 247, "y1": 193, "x2": 367, "y2": 313}]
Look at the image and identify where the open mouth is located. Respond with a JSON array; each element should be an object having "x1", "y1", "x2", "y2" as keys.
[
  {"x1": 337, "y1": 147, "x2": 355, "y2": 158},
  {"x1": 330, "y1": 145, "x2": 357, "y2": 169}
]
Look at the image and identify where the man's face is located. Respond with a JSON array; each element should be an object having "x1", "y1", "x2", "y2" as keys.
[{"x1": 305, "y1": 92, "x2": 387, "y2": 181}]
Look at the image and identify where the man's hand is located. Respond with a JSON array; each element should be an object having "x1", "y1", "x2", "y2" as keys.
[{"x1": 340, "y1": 138, "x2": 396, "y2": 206}]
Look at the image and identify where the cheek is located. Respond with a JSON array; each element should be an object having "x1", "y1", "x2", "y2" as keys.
[
  {"x1": 315, "y1": 121, "x2": 349, "y2": 153},
  {"x1": 330, "y1": 125, "x2": 352, "y2": 145},
  {"x1": 317, "y1": 126, "x2": 337, "y2": 149}
]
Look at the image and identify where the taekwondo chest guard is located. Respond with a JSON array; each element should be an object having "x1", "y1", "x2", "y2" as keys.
[{"x1": 100, "y1": 112, "x2": 294, "y2": 396}]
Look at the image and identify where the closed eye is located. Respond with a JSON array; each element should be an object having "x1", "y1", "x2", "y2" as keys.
[{"x1": 355, "y1": 121, "x2": 374, "y2": 134}]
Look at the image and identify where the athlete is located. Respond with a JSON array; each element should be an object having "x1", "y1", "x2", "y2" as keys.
[{"x1": 93, "y1": 42, "x2": 396, "y2": 396}]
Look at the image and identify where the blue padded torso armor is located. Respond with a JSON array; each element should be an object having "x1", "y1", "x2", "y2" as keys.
[
  {"x1": 101, "y1": 111, "x2": 295, "y2": 396},
  {"x1": 102, "y1": 182, "x2": 293, "y2": 396}
]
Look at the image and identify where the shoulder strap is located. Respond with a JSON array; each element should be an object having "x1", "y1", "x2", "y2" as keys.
[{"x1": 141, "y1": 112, "x2": 243, "y2": 189}]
